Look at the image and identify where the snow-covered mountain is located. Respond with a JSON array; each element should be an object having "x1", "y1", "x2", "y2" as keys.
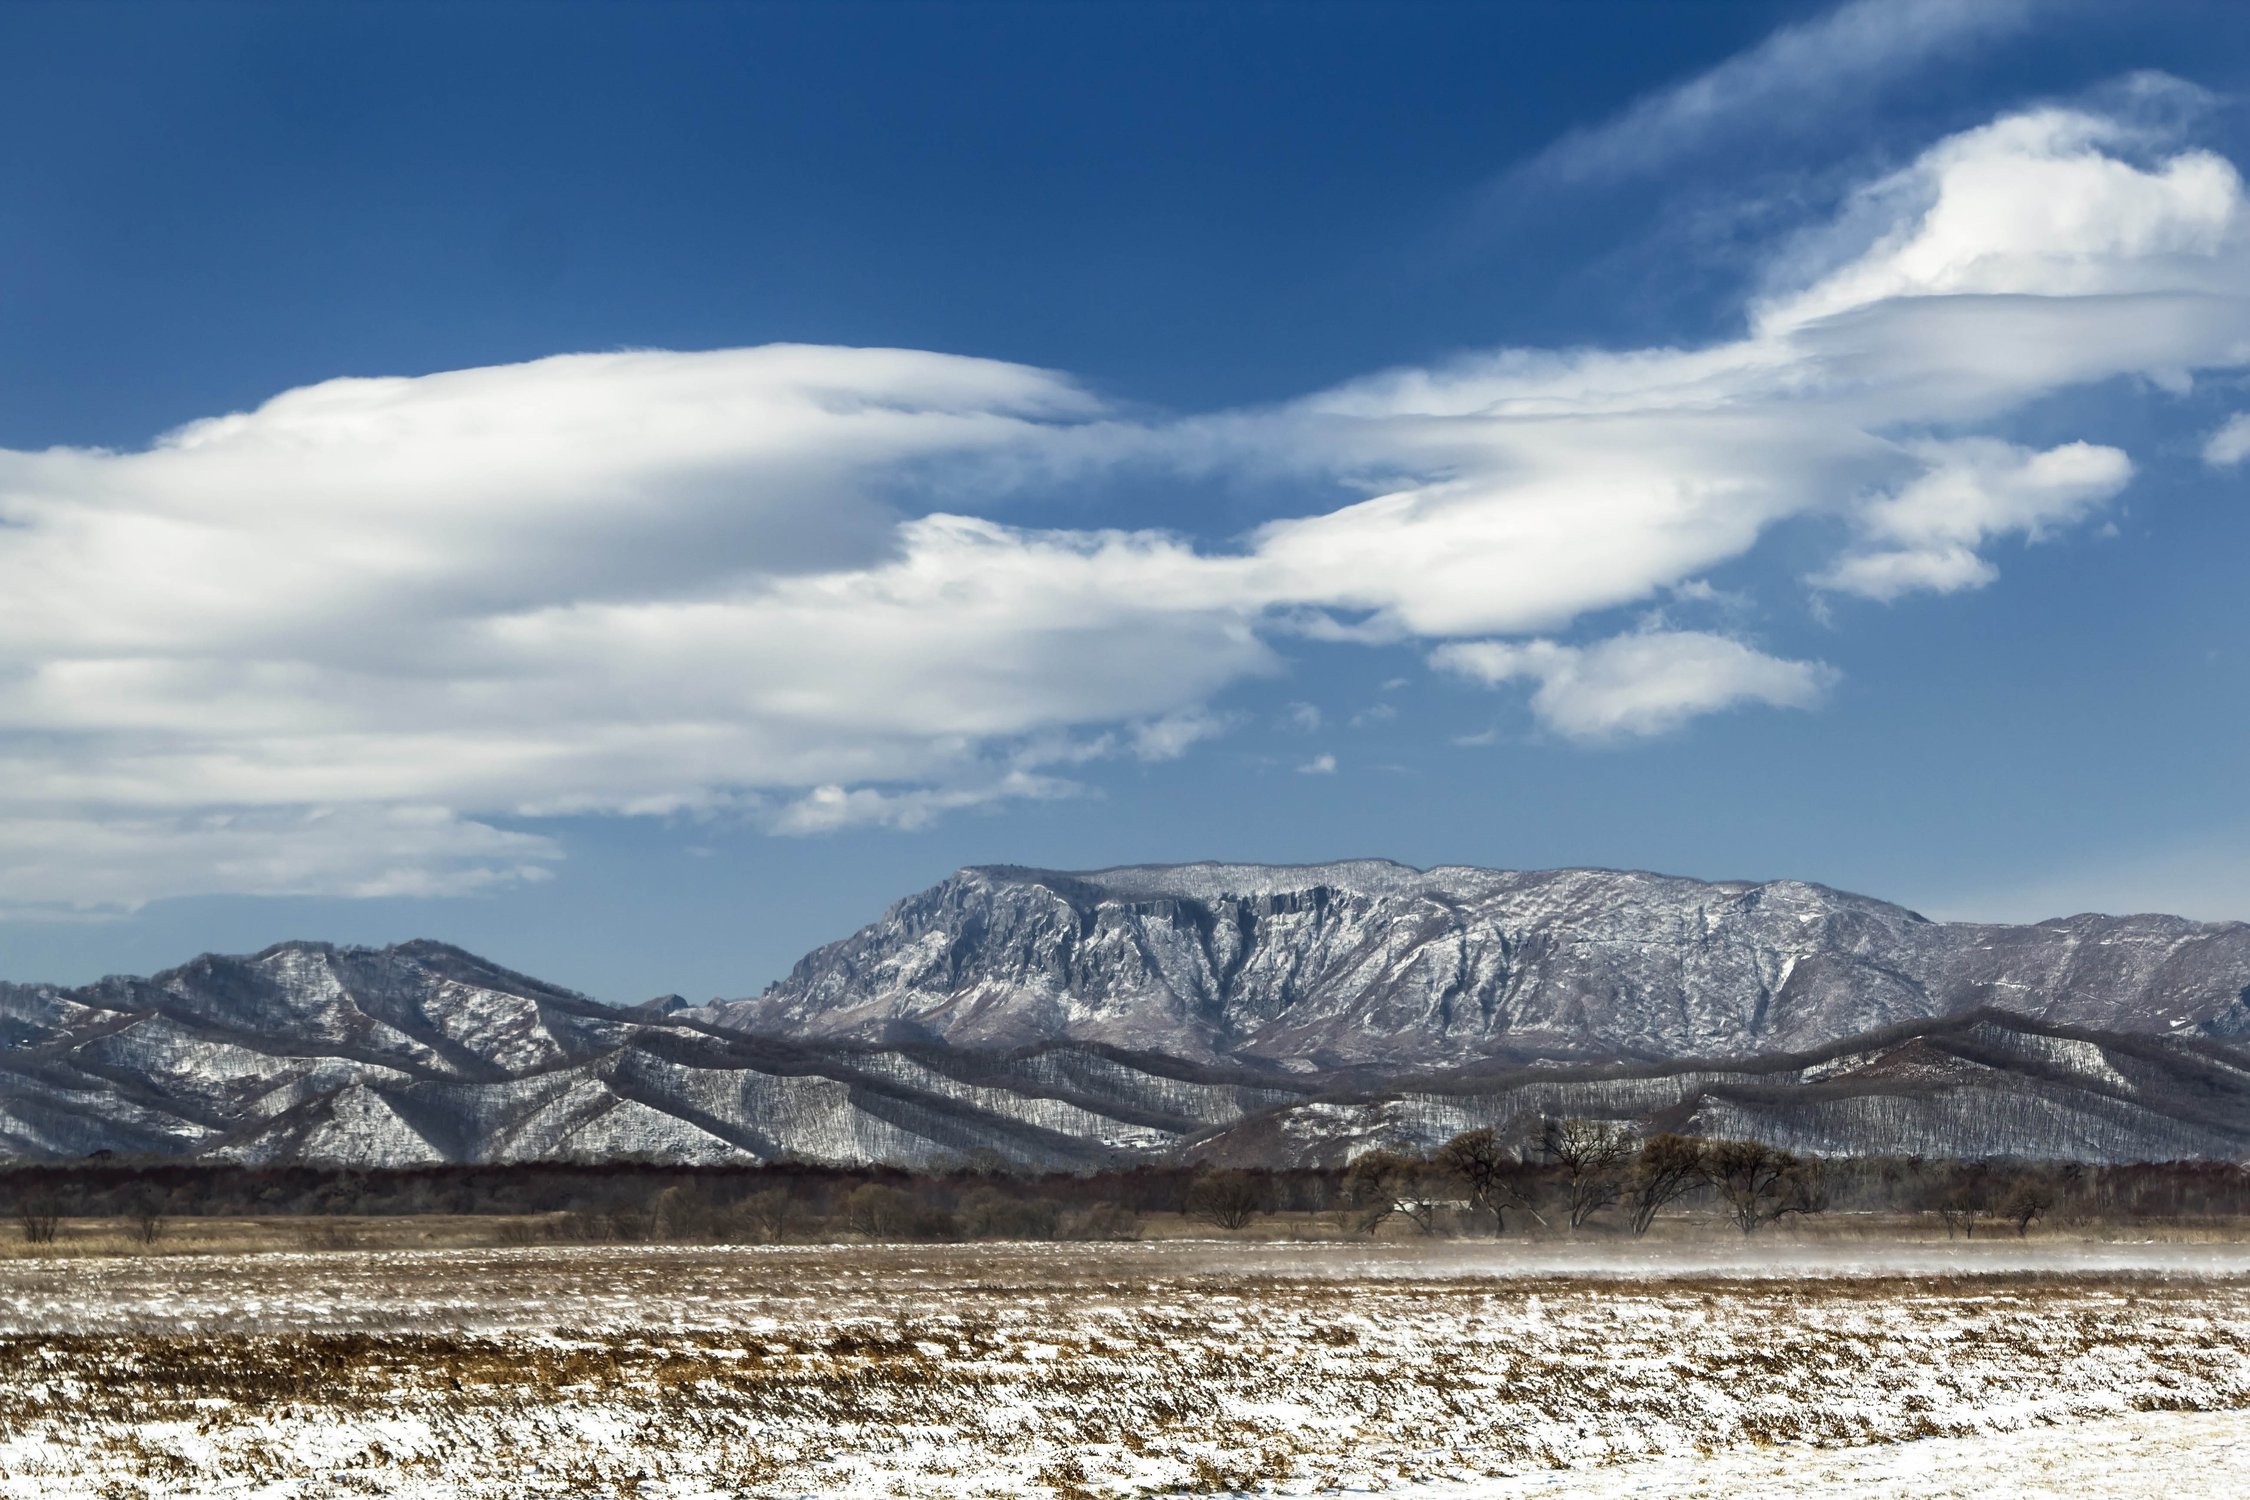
[
  {"x1": 724, "y1": 862, "x2": 2250, "y2": 1068},
  {"x1": 1193, "y1": 1011, "x2": 2250, "y2": 1167},
  {"x1": 0, "y1": 939, "x2": 1304, "y2": 1167},
  {"x1": 4, "y1": 861, "x2": 2249, "y2": 1167}
]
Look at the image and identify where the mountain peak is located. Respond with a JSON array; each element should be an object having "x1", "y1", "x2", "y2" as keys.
[
  {"x1": 728, "y1": 859, "x2": 2250, "y2": 1067},
  {"x1": 6, "y1": 863, "x2": 2250, "y2": 1168}
]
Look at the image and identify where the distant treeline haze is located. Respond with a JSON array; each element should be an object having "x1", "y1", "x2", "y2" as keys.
[{"x1": 7, "y1": 1124, "x2": 2249, "y2": 1247}]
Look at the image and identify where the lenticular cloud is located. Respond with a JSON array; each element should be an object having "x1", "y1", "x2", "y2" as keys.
[{"x1": 2, "y1": 98, "x2": 2246, "y2": 908}]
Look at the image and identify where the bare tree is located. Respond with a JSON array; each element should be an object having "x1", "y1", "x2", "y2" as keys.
[
  {"x1": 1703, "y1": 1139, "x2": 1823, "y2": 1236},
  {"x1": 842, "y1": 1182, "x2": 957, "y2": 1239},
  {"x1": 1999, "y1": 1178, "x2": 2055, "y2": 1237},
  {"x1": 1625, "y1": 1134, "x2": 1706, "y2": 1236},
  {"x1": 651, "y1": 1184, "x2": 718, "y2": 1242},
  {"x1": 1937, "y1": 1189, "x2": 1983, "y2": 1239},
  {"x1": 1061, "y1": 1202, "x2": 1142, "y2": 1241},
  {"x1": 841, "y1": 1182, "x2": 894, "y2": 1237},
  {"x1": 1435, "y1": 1128, "x2": 1538, "y2": 1232},
  {"x1": 1340, "y1": 1150, "x2": 1418, "y2": 1234},
  {"x1": 604, "y1": 1205, "x2": 654, "y2": 1243},
  {"x1": 737, "y1": 1188, "x2": 799, "y2": 1244},
  {"x1": 1541, "y1": 1118, "x2": 1635, "y2": 1230},
  {"x1": 1934, "y1": 1164, "x2": 1996, "y2": 1239},
  {"x1": 1396, "y1": 1158, "x2": 1465, "y2": 1236},
  {"x1": 13, "y1": 1196, "x2": 59, "y2": 1246},
  {"x1": 961, "y1": 1186, "x2": 1062, "y2": 1240},
  {"x1": 1184, "y1": 1169, "x2": 1265, "y2": 1232}
]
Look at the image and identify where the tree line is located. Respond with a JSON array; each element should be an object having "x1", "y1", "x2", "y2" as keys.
[
  {"x1": 1221, "y1": 1125, "x2": 1833, "y2": 1238},
  {"x1": 1189, "y1": 1124, "x2": 2230, "y2": 1238},
  {"x1": 3, "y1": 1130, "x2": 2247, "y2": 1245}
]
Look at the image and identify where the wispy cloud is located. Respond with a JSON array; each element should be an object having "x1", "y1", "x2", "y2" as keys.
[
  {"x1": 1431, "y1": 632, "x2": 1835, "y2": 743},
  {"x1": 2204, "y1": 413, "x2": 2250, "y2": 466},
  {"x1": 2, "y1": 92, "x2": 2244, "y2": 907},
  {"x1": 1814, "y1": 439, "x2": 2132, "y2": 601},
  {"x1": 768, "y1": 772, "x2": 1082, "y2": 836},
  {"x1": 1512, "y1": 0, "x2": 2038, "y2": 188}
]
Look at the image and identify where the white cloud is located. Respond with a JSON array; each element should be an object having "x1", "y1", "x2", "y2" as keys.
[
  {"x1": 0, "y1": 806, "x2": 559, "y2": 916},
  {"x1": 767, "y1": 771, "x2": 1082, "y2": 836},
  {"x1": 1431, "y1": 632, "x2": 1836, "y2": 742},
  {"x1": 2204, "y1": 413, "x2": 2250, "y2": 466},
  {"x1": 1127, "y1": 710, "x2": 1237, "y2": 763},
  {"x1": 3, "y1": 95, "x2": 2246, "y2": 907},
  {"x1": 1296, "y1": 753, "x2": 1338, "y2": 775},
  {"x1": 1513, "y1": 0, "x2": 2035, "y2": 186},
  {"x1": 1815, "y1": 438, "x2": 2133, "y2": 600},
  {"x1": 0, "y1": 351, "x2": 1267, "y2": 909},
  {"x1": 1282, "y1": 702, "x2": 1323, "y2": 734},
  {"x1": 1755, "y1": 101, "x2": 2245, "y2": 336},
  {"x1": 1209, "y1": 97, "x2": 2248, "y2": 646}
]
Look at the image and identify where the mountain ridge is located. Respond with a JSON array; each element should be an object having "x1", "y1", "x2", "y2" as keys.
[
  {"x1": 725, "y1": 862, "x2": 2250, "y2": 1069},
  {"x1": 3, "y1": 859, "x2": 2248, "y2": 1167}
]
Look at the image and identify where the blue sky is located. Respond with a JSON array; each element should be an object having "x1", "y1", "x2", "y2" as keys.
[{"x1": 3, "y1": 0, "x2": 2250, "y2": 1001}]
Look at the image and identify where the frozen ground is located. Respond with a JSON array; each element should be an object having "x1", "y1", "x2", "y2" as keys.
[
  {"x1": 0, "y1": 1240, "x2": 2242, "y2": 1496},
  {"x1": 1431, "y1": 1408, "x2": 2250, "y2": 1497}
]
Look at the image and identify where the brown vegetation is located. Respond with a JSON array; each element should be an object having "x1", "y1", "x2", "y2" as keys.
[
  {"x1": 0, "y1": 1243, "x2": 2241, "y2": 1496},
  {"x1": 0, "y1": 1144, "x2": 2243, "y2": 1257},
  {"x1": 1184, "y1": 1168, "x2": 1266, "y2": 1230}
]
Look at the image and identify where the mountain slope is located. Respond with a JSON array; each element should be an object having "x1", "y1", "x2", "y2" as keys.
[
  {"x1": 0, "y1": 940, "x2": 1298, "y2": 1168},
  {"x1": 1190, "y1": 1011, "x2": 2250, "y2": 1167},
  {"x1": 723, "y1": 862, "x2": 2250, "y2": 1068},
  {"x1": 4, "y1": 859, "x2": 2249, "y2": 1167}
]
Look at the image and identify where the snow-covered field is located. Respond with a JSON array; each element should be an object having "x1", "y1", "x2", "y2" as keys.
[{"x1": 0, "y1": 1240, "x2": 2243, "y2": 1497}]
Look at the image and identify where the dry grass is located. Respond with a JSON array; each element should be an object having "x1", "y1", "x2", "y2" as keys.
[
  {"x1": 0, "y1": 1214, "x2": 543, "y2": 1260},
  {"x1": 0, "y1": 1242, "x2": 2243, "y2": 1495},
  {"x1": 4, "y1": 1207, "x2": 2248, "y2": 1261}
]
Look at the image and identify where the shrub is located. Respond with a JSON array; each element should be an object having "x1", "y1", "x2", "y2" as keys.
[
  {"x1": 960, "y1": 1187, "x2": 1061, "y2": 1240},
  {"x1": 841, "y1": 1183, "x2": 960, "y2": 1241},
  {"x1": 13, "y1": 1196, "x2": 59, "y2": 1246},
  {"x1": 1185, "y1": 1169, "x2": 1266, "y2": 1231},
  {"x1": 1060, "y1": 1202, "x2": 1142, "y2": 1241},
  {"x1": 736, "y1": 1188, "x2": 801, "y2": 1243}
]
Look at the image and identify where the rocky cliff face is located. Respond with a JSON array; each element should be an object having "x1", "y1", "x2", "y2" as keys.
[{"x1": 723, "y1": 861, "x2": 2250, "y2": 1068}]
